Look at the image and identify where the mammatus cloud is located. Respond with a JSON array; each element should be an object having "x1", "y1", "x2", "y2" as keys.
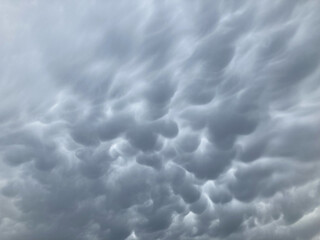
[{"x1": 1, "y1": 0, "x2": 320, "y2": 239}]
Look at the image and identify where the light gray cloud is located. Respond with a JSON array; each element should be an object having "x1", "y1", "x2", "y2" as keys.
[{"x1": 1, "y1": 0, "x2": 320, "y2": 239}]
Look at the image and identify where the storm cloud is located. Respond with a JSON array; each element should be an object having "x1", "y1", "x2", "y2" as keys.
[{"x1": 1, "y1": 0, "x2": 320, "y2": 239}]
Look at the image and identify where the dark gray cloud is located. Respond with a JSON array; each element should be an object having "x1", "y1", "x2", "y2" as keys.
[{"x1": 1, "y1": 0, "x2": 320, "y2": 239}]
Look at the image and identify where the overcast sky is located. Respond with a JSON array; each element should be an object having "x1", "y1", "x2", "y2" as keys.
[{"x1": 1, "y1": 0, "x2": 320, "y2": 239}]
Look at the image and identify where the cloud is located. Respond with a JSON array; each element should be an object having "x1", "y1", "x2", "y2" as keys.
[{"x1": 1, "y1": 0, "x2": 320, "y2": 239}]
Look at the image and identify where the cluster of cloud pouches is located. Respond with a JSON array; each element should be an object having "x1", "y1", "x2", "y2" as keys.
[{"x1": 1, "y1": 0, "x2": 320, "y2": 239}]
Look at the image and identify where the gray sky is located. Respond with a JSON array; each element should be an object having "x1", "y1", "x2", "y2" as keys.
[{"x1": 1, "y1": 0, "x2": 320, "y2": 239}]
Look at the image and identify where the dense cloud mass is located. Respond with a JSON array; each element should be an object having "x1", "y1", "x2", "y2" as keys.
[{"x1": 1, "y1": 0, "x2": 320, "y2": 239}]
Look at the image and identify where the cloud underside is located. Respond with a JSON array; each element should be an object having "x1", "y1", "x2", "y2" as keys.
[{"x1": 1, "y1": 0, "x2": 320, "y2": 239}]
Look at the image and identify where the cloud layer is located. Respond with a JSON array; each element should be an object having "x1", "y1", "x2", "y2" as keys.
[{"x1": 1, "y1": 0, "x2": 320, "y2": 239}]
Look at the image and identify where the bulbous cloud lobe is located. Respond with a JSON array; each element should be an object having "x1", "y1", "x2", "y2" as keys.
[{"x1": 1, "y1": 0, "x2": 320, "y2": 239}]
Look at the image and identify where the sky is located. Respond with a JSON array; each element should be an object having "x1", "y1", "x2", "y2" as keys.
[{"x1": 0, "y1": 0, "x2": 320, "y2": 239}]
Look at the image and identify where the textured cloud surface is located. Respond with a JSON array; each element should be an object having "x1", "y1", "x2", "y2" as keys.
[{"x1": 1, "y1": 0, "x2": 320, "y2": 239}]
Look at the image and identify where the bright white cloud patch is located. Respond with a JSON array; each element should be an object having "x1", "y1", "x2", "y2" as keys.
[{"x1": 1, "y1": 0, "x2": 320, "y2": 239}]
